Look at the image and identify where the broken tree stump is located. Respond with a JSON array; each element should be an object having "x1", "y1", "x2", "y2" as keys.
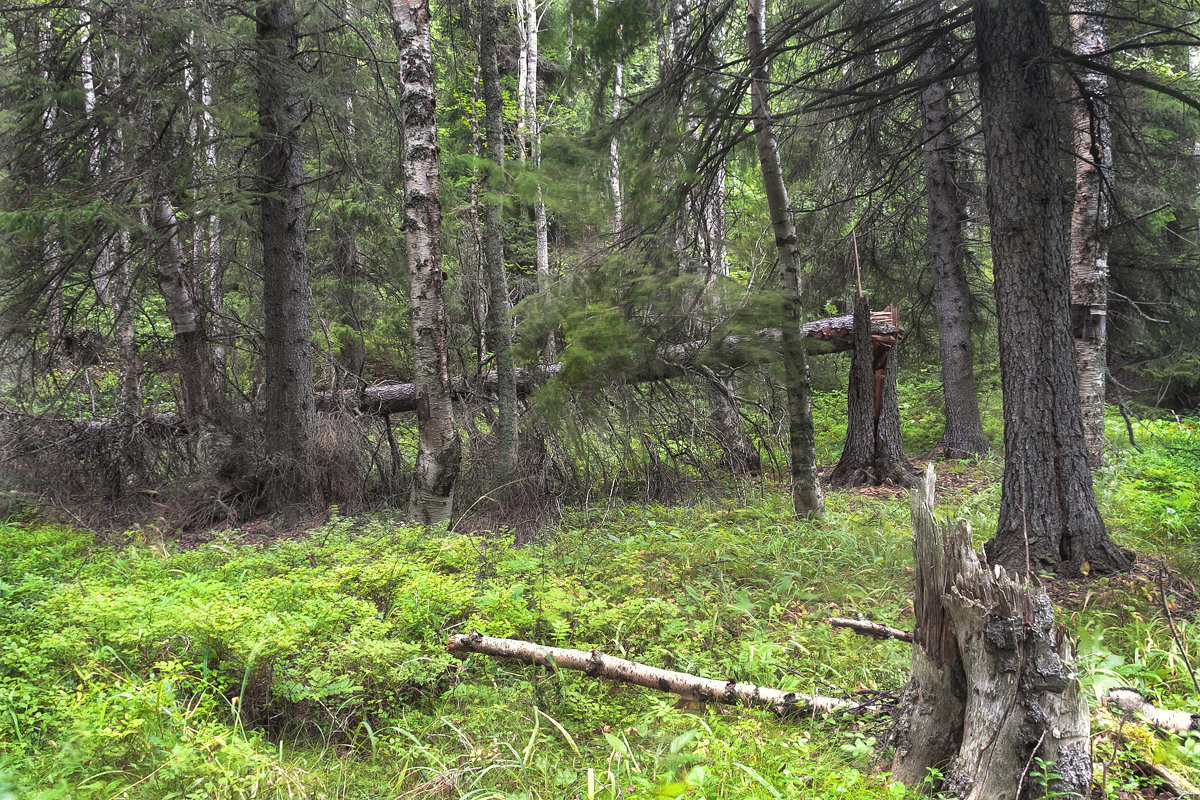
[
  {"x1": 829, "y1": 298, "x2": 913, "y2": 488},
  {"x1": 891, "y1": 465, "x2": 1091, "y2": 800}
]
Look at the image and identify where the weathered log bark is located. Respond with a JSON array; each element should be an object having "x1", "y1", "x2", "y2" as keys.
[
  {"x1": 975, "y1": 0, "x2": 1132, "y2": 576},
  {"x1": 830, "y1": 298, "x2": 913, "y2": 487},
  {"x1": 892, "y1": 466, "x2": 1092, "y2": 800},
  {"x1": 748, "y1": 0, "x2": 823, "y2": 518},
  {"x1": 917, "y1": 0, "x2": 989, "y2": 459},
  {"x1": 447, "y1": 631, "x2": 852, "y2": 715},
  {"x1": 392, "y1": 0, "x2": 462, "y2": 524},
  {"x1": 1068, "y1": 0, "x2": 1113, "y2": 467},
  {"x1": 317, "y1": 313, "x2": 900, "y2": 416}
]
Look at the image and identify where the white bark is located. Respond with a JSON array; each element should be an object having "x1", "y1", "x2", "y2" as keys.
[{"x1": 1068, "y1": 0, "x2": 1113, "y2": 467}]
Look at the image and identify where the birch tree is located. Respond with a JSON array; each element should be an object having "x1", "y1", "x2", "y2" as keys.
[
  {"x1": 1068, "y1": 0, "x2": 1113, "y2": 466},
  {"x1": 392, "y1": 0, "x2": 462, "y2": 523}
]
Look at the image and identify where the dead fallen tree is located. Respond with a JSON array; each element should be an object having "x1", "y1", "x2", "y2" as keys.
[
  {"x1": 446, "y1": 631, "x2": 854, "y2": 716},
  {"x1": 1105, "y1": 687, "x2": 1200, "y2": 733},
  {"x1": 828, "y1": 616, "x2": 914, "y2": 643},
  {"x1": 320, "y1": 313, "x2": 902, "y2": 416}
]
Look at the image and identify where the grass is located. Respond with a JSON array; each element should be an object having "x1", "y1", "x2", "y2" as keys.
[{"x1": 1, "y1": 395, "x2": 1199, "y2": 799}]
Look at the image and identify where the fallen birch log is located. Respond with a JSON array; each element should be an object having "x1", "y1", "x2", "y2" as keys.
[
  {"x1": 1105, "y1": 687, "x2": 1200, "y2": 733},
  {"x1": 446, "y1": 631, "x2": 854, "y2": 716},
  {"x1": 828, "y1": 617, "x2": 914, "y2": 643}
]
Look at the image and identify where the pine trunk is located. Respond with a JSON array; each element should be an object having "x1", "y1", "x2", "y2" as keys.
[
  {"x1": 257, "y1": 0, "x2": 317, "y2": 493},
  {"x1": 917, "y1": 0, "x2": 988, "y2": 459},
  {"x1": 1068, "y1": 0, "x2": 1112, "y2": 467},
  {"x1": 974, "y1": 0, "x2": 1131, "y2": 576},
  {"x1": 392, "y1": 0, "x2": 462, "y2": 523},
  {"x1": 479, "y1": 0, "x2": 518, "y2": 483}
]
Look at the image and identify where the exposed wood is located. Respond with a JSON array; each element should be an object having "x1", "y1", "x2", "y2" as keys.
[
  {"x1": 447, "y1": 631, "x2": 853, "y2": 716},
  {"x1": 828, "y1": 617, "x2": 913, "y2": 643},
  {"x1": 892, "y1": 466, "x2": 1092, "y2": 800}
]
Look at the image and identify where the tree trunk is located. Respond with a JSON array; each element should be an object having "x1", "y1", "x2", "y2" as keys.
[
  {"x1": 917, "y1": 0, "x2": 988, "y2": 459},
  {"x1": 609, "y1": 25, "x2": 624, "y2": 238},
  {"x1": 1068, "y1": 0, "x2": 1113, "y2": 467},
  {"x1": 974, "y1": 0, "x2": 1131, "y2": 576},
  {"x1": 892, "y1": 467, "x2": 1092, "y2": 799},
  {"x1": 520, "y1": 0, "x2": 554, "y2": 363},
  {"x1": 748, "y1": 0, "x2": 822, "y2": 517},
  {"x1": 479, "y1": 0, "x2": 518, "y2": 483},
  {"x1": 830, "y1": 298, "x2": 912, "y2": 487},
  {"x1": 257, "y1": 0, "x2": 317, "y2": 495},
  {"x1": 144, "y1": 185, "x2": 220, "y2": 424},
  {"x1": 392, "y1": 0, "x2": 462, "y2": 524}
]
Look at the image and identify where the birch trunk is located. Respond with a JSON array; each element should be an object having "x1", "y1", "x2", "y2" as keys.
[
  {"x1": 1068, "y1": 0, "x2": 1113, "y2": 467},
  {"x1": 747, "y1": 0, "x2": 822, "y2": 517},
  {"x1": 479, "y1": 0, "x2": 518, "y2": 482},
  {"x1": 392, "y1": 0, "x2": 462, "y2": 523},
  {"x1": 257, "y1": 0, "x2": 317, "y2": 490},
  {"x1": 522, "y1": 0, "x2": 554, "y2": 361},
  {"x1": 609, "y1": 25, "x2": 624, "y2": 237},
  {"x1": 974, "y1": 0, "x2": 1131, "y2": 575},
  {"x1": 917, "y1": 0, "x2": 988, "y2": 459}
]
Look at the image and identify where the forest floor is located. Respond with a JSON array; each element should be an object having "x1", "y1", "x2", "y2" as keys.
[{"x1": 2, "y1": 408, "x2": 1200, "y2": 799}]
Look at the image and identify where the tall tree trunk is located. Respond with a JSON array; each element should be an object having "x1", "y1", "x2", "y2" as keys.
[
  {"x1": 256, "y1": 0, "x2": 317, "y2": 494},
  {"x1": 521, "y1": 0, "x2": 554, "y2": 362},
  {"x1": 609, "y1": 25, "x2": 624, "y2": 237},
  {"x1": 974, "y1": 0, "x2": 1131, "y2": 575},
  {"x1": 479, "y1": 0, "x2": 518, "y2": 483},
  {"x1": 747, "y1": 0, "x2": 822, "y2": 517},
  {"x1": 392, "y1": 0, "x2": 462, "y2": 523},
  {"x1": 917, "y1": 0, "x2": 988, "y2": 459},
  {"x1": 38, "y1": 23, "x2": 63, "y2": 354},
  {"x1": 188, "y1": 21, "x2": 225, "y2": 373},
  {"x1": 1068, "y1": 0, "x2": 1113, "y2": 467}
]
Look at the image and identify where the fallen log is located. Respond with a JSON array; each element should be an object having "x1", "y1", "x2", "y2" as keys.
[
  {"x1": 446, "y1": 630, "x2": 854, "y2": 716},
  {"x1": 320, "y1": 313, "x2": 901, "y2": 416},
  {"x1": 1105, "y1": 687, "x2": 1200, "y2": 733}
]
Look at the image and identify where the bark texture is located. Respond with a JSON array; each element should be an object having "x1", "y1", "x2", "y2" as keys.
[
  {"x1": 974, "y1": 0, "x2": 1131, "y2": 576},
  {"x1": 479, "y1": 0, "x2": 518, "y2": 483},
  {"x1": 257, "y1": 0, "x2": 316, "y2": 491},
  {"x1": 917, "y1": 0, "x2": 988, "y2": 459},
  {"x1": 892, "y1": 467, "x2": 1092, "y2": 800},
  {"x1": 392, "y1": 0, "x2": 462, "y2": 523},
  {"x1": 829, "y1": 298, "x2": 912, "y2": 487},
  {"x1": 447, "y1": 632, "x2": 850, "y2": 715},
  {"x1": 1068, "y1": 0, "x2": 1113, "y2": 467},
  {"x1": 144, "y1": 186, "x2": 220, "y2": 424},
  {"x1": 747, "y1": 0, "x2": 823, "y2": 517}
]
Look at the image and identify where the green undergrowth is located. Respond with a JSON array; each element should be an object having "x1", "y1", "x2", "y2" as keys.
[{"x1": 1, "y1": 412, "x2": 1199, "y2": 799}]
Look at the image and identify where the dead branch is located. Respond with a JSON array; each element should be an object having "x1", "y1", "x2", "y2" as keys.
[
  {"x1": 828, "y1": 617, "x2": 914, "y2": 642},
  {"x1": 446, "y1": 631, "x2": 856, "y2": 716}
]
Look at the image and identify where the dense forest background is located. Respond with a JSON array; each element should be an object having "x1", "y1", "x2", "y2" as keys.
[
  {"x1": 1, "y1": 0, "x2": 1196, "y2": 534},
  {"x1": 3, "y1": 2, "x2": 1200, "y2": 798}
]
